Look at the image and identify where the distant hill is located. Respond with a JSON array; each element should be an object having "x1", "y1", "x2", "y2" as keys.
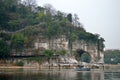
[{"x1": 104, "y1": 49, "x2": 120, "y2": 64}]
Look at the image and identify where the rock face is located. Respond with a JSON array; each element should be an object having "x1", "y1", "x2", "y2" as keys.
[
  {"x1": 35, "y1": 35, "x2": 104, "y2": 63},
  {"x1": 72, "y1": 40, "x2": 104, "y2": 63}
]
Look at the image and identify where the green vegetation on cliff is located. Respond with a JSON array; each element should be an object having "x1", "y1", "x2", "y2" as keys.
[{"x1": 0, "y1": 0, "x2": 105, "y2": 58}]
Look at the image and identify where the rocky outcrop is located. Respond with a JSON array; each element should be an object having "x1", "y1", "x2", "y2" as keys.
[{"x1": 34, "y1": 35, "x2": 104, "y2": 63}]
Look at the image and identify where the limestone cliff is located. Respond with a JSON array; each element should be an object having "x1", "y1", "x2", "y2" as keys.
[{"x1": 34, "y1": 35, "x2": 104, "y2": 63}]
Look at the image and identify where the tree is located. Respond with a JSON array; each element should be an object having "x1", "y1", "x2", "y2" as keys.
[
  {"x1": 43, "y1": 50, "x2": 54, "y2": 58},
  {"x1": 99, "y1": 37, "x2": 105, "y2": 51},
  {"x1": 37, "y1": 11, "x2": 45, "y2": 22},
  {"x1": 81, "y1": 53, "x2": 91, "y2": 63},
  {"x1": 67, "y1": 13, "x2": 72, "y2": 23},
  {"x1": 43, "y1": 49, "x2": 54, "y2": 69},
  {"x1": 70, "y1": 33, "x2": 78, "y2": 42},
  {"x1": 11, "y1": 33, "x2": 25, "y2": 54},
  {"x1": 44, "y1": 4, "x2": 56, "y2": 16},
  {"x1": 104, "y1": 50, "x2": 120, "y2": 64},
  {"x1": 22, "y1": 0, "x2": 37, "y2": 11},
  {"x1": 0, "y1": 40, "x2": 10, "y2": 58},
  {"x1": 73, "y1": 14, "x2": 80, "y2": 27},
  {"x1": 56, "y1": 11, "x2": 63, "y2": 20}
]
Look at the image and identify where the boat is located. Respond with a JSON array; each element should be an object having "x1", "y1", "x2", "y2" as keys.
[{"x1": 75, "y1": 65, "x2": 90, "y2": 71}]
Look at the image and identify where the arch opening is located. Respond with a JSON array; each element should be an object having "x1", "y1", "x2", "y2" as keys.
[
  {"x1": 81, "y1": 53, "x2": 91, "y2": 63},
  {"x1": 75, "y1": 49, "x2": 91, "y2": 63}
]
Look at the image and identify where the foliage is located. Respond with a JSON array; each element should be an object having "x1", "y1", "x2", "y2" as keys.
[
  {"x1": 81, "y1": 53, "x2": 91, "y2": 63},
  {"x1": 0, "y1": 32, "x2": 11, "y2": 41},
  {"x1": 16, "y1": 61, "x2": 24, "y2": 66},
  {"x1": 43, "y1": 49, "x2": 54, "y2": 66},
  {"x1": 0, "y1": 0, "x2": 105, "y2": 58},
  {"x1": 59, "y1": 50, "x2": 66, "y2": 56},
  {"x1": 43, "y1": 50, "x2": 54, "y2": 58},
  {"x1": 0, "y1": 0, "x2": 38, "y2": 31},
  {"x1": 67, "y1": 13, "x2": 72, "y2": 23},
  {"x1": 104, "y1": 49, "x2": 120, "y2": 64},
  {"x1": 0, "y1": 40, "x2": 10, "y2": 58},
  {"x1": 27, "y1": 57, "x2": 42, "y2": 62},
  {"x1": 11, "y1": 33, "x2": 25, "y2": 52}
]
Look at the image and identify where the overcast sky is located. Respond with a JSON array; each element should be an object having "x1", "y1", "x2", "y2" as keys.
[{"x1": 37, "y1": 0, "x2": 120, "y2": 50}]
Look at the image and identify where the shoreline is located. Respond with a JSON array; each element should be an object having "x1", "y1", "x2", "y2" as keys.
[
  {"x1": 0, "y1": 65, "x2": 38, "y2": 69},
  {"x1": 0, "y1": 64, "x2": 120, "y2": 69}
]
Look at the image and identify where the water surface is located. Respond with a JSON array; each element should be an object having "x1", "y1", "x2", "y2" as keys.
[{"x1": 0, "y1": 68, "x2": 120, "y2": 80}]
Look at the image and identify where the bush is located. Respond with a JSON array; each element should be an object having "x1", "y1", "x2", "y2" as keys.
[{"x1": 16, "y1": 61, "x2": 24, "y2": 66}]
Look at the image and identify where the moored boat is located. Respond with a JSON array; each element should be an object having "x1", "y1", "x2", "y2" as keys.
[{"x1": 75, "y1": 65, "x2": 90, "y2": 71}]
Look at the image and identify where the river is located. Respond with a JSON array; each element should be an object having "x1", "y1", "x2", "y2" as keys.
[{"x1": 0, "y1": 68, "x2": 120, "y2": 80}]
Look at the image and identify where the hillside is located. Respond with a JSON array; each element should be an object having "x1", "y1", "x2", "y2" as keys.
[
  {"x1": 0, "y1": 0, "x2": 105, "y2": 59},
  {"x1": 104, "y1": 49, "x2": 120, "y2": 64}
]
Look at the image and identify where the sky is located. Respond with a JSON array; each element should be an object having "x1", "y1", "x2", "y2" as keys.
[{"x1": 36, "y1": 0, "x2": 120, "y2": 50}]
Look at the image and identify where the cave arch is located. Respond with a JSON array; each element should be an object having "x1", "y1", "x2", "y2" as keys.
[
  {"x1": 81, "y1": 53, "x2": 91, "y2": 63},
  {"x1": 75, "y1": 48, "x2": 104, "y2": 63},
  {"x1": 76, "y1": 49, "x2": 91, "y2": 63}
]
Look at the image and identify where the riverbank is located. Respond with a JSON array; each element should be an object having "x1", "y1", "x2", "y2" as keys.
[
  {"x1": 0, "y1": 66, "x2": 37, "y2": 69},
  {"x1": 0, "y1": 65, "x2": 76, "y2": 69},
  {"x1": 104, "y1": 64, "x2": 120, "y2": 69},
  {"x1": 0, "y1": 64, "x2": 120, "y2": 70}
]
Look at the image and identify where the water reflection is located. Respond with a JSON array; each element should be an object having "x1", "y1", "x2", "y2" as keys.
[
  {"x1": 104, "y1": 72, "x2": 120, "y2": 80},
  {"x1": 0, "y1": 69, "x2": 120, "y2": 80}
]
